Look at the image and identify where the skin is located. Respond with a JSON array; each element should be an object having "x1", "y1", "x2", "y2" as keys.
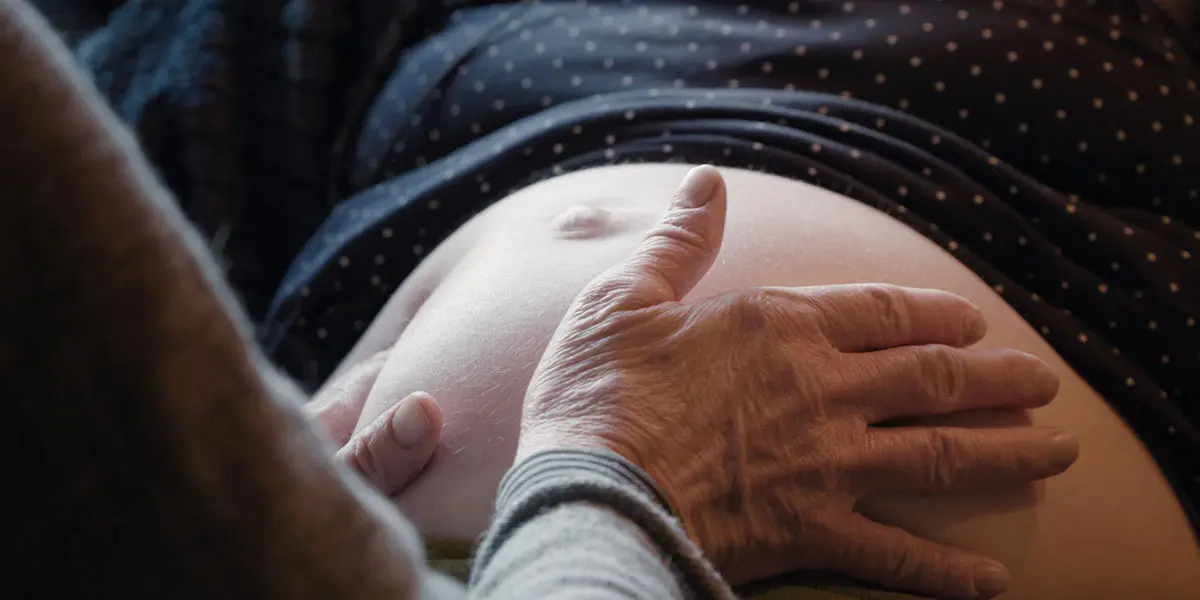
[
  {"x1": 306, "y1": 354, "x2": 445, "y2": 497},
  {"x1": 343, "y1": 164, "x2": 1200, "y2": 599}
]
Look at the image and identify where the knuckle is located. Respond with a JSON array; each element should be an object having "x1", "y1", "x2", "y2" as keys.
[
  {"x1": 724, "y1": 290, "x2": 774, "y2": 331},
  {"x1": 576, "y1": 270, "x2": 645, "y2": 316},
  {"x1": 922, "y1": 429, "x2": 963, "y2": 490},
  {"x1": 651, "y1": 214, "x2": 713, "y2": 258},
  {"x1": 878, "y1": 541, "x2": 929, "y2": 589},
  {"x1": 579, "y1": 272, "x2": 630, "y2": 307},
  {"x1": 916, "y1": 345, "x2": 967, "y2": 406},
  {"x1": 347, "y1": 436, "x2": 384, "y2": 484},
  {"x1": 786, "y1": 290, "x2": 837, "y2": 340},
  {"x1": 711, "y1": 288, "x2": 797, "y2": 337},
  {"x1": 864, "y1": 284, "x2": 912, "y2": 341}
]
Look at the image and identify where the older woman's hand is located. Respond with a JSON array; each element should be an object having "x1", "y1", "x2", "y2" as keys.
[
  {"x1": 518, "y1": 166, "x2": 1078, "y2": 600},
  {"x1": 306, "y1": 350, "x2": 443, "y2": 497}
]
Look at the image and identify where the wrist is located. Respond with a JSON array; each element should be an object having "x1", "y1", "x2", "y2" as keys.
[{"x1": 515, "y1": 429, "x2": 690, "y2": 527}]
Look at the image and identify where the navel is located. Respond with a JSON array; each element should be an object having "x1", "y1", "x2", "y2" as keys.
[{"x1": 550, "y1": 204, "x2": 615, "y2": 239}]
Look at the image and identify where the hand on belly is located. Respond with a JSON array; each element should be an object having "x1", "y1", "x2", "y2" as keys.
[{"x1": 353, "y1": 165, "x2": 1200, "y2": 600}]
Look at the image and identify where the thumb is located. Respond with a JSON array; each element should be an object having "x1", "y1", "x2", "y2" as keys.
[
  {"x1": 338, "y1": 391, "x2": 444, "y2": 497},
  {"x1": 306, "y1": 350, "x2": 391, "y2": 447},
  {"x1": 614, "y1": 165, "x2": 728, "y2": 308}
]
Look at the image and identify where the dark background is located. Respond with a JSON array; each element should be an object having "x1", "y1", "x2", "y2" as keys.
[{"x1": 29, "y1": 0, "x2": 123, "y2": 44}]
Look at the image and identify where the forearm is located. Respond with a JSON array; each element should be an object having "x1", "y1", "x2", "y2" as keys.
[{"x1": 470, "y1": 451, "x2": 734, "y2": 600}]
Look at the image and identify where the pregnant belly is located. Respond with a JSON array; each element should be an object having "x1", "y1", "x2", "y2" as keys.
[{"x1": 350, "y1": 165, "x2": 1200, "y2": 599}]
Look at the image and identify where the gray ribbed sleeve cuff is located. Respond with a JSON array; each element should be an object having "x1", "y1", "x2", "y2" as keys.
[{"x1": 469, "y1": 449, "x2": 734, "y2": 600}]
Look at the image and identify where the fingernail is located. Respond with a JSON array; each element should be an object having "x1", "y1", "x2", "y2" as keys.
[
  {"x1": 674, "y1": 165, "x2": 720, "y2": 208},
  {"x1": 392, "y1": 395, "x2": 430, "y2": 449},
  {"x1": 973, "y1": 562, "x2": 1011, "y2": 599},
  {"x1": 1047, "y1": 430, "x2": 1080, "y2": 471}
]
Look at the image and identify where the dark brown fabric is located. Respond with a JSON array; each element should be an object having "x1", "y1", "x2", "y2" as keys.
[{"x1": 0, "y1": 2, "x2": 425, "y2": 597}]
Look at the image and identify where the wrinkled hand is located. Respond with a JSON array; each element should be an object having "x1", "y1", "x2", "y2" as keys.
[
  {"x1": 518, "y1": 166, "x2": 1079, "y2": 600},
  {"x1": 306, "y1": 351, "x2": 443, "y2": 497}
]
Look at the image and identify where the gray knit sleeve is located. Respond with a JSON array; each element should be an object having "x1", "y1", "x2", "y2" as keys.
[{"x1": 468, "y1": 450, "x2": 735, "y2": 600}]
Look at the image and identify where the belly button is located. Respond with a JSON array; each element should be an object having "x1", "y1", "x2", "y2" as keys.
[{"x1": 550, "y1": 205, "x2": 615, "y2": 239}]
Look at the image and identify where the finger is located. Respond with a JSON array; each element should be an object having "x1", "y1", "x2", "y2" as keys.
[
  {"x1": 306, "y1": 350, "x2": 391, "y2": 447},
  {"x1": 838, "y1": 346, "x2": 1059, "y2": 423},
  {"x1": 338, "y1": 391, "x2": 444, "y2": 496},
  {"x1": 801, "y1": 284, "x2": 988, "y2": 352},
  {"x1": 825, "y1": 514, "x2": 1012, "y2": 600},
  {"x1": 850, "y1": 426, "x2": 1079, "y2": 494},
  {"x1": 591, "y1": 165, "x2": 727, "y2": 309}
]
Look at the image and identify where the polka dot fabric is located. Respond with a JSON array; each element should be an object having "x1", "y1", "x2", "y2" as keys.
[{"x1": 261, "y1": 1, "x2": 1200, "y2": 532}]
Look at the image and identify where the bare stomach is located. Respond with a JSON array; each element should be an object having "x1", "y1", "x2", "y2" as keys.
[{"x1": 347, "y1": 164, "x2": 1200, "y2": 599}]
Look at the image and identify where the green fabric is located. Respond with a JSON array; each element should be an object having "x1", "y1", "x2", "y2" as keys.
[{"x1": 424, "y1": 541, "x2": 933, "y2": 600}]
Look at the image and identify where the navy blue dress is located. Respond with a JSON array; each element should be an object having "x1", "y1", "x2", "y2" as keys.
[{"x1": 249, "y1": 1, "x2": 1200, "y2": 534}]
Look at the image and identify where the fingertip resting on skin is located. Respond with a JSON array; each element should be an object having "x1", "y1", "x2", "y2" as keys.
[
  {"x1": 1046, "y1": 428, "x2": 1081, "y2": 472},
  {"x1": 390, "y1": 392, "x2": 442, "y2": 449},
  {"x1": 1001, "y1": 350, "x2": 1061, "y2": 407},
  {"x1": 972, "y1": 562, "x2": 1012, "y2": 599},
  {"x1": 674, "y1": 164, "x2": 723, "y2": 209},
  {"x1": 963, "y1": 307, "x2": 989, "y2": 345}
]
